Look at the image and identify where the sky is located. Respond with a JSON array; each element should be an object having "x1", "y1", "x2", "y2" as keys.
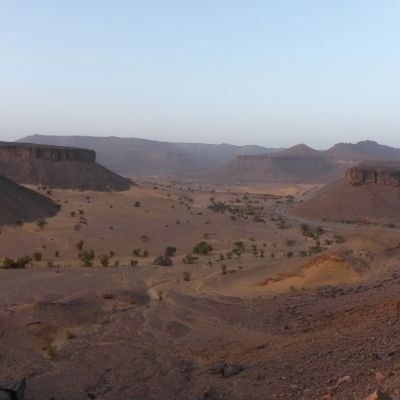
[{"x1": 1, "y1": 0, "x2": 400, "y2": 148}]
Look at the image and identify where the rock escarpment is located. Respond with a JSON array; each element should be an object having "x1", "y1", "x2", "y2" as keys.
[
  {"x1": 0, "y1": 142, "x2": 95, "y2": 162},
  {"x1": 346, "y1": 163, "x2": 400, "y2": 187},
  {"x1": 0, "y1": 142, "x2": 131, "y2": 191}
]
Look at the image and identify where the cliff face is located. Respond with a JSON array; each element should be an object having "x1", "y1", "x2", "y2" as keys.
[
  {"x1": 0, "y1": 142, "x2": 95, "y2": 162},
  {"x1": 346, "y1": 164, "x2": 400, "y2": 187},
  {"x1": 0, "y1": 142, "x2": 131, "y2": 191}
]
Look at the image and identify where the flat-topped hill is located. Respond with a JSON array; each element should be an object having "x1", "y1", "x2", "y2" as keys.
[
  {"x1": 295, "y1": 163, "x2": 400, "y2": 223},
  {"x1": 0, "y1": 173, "x2": 60, "y2": 225},
  {"x1": 0, "y1": 142, "x2": 131, "y2": 192}
]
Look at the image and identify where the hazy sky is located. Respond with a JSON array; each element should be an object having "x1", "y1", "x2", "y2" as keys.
[{"x1": 1, "y1": 1, "x2": 400, "y2": 148}]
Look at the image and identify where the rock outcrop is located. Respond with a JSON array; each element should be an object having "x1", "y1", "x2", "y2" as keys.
[
  {"x1": 346, "y1": 163, "x2": 400, "y2": 187},
  {"x1": 0, "y1": 142, "x2": 131, "y2": 191}
]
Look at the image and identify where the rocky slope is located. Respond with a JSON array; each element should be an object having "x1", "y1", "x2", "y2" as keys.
[
  {"x1": 0, "y1": 173, "x2": 59, "y2": 225},
  {"x1": 18, "y1": 135, "x2": 279, "y2": 176},
  {"x1": 0, "y1": 142, "x2": 131, "y2": 191}
]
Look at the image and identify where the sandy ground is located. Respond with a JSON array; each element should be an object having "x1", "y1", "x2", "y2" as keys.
[{"x1": 1, "y1": 180, "x2": 400, "y2": 399}]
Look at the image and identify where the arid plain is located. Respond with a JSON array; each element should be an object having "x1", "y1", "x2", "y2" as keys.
[{"x1": 2, "y1": 175, "x2": 400, "y2": 400}]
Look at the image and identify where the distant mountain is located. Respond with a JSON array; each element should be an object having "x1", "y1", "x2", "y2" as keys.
[
  {"x1": 324, "y1": 140, "x2": 400, "y2": 161},
  {"x1": 211, "y1": 140, "x2": 400, "y2": 183},
  {"x1": 0, "y1": 142, "x2": 131, "y2": 191},
  {"x1": 18, "y1": 135, "x2": 279, "y2": 176},
  {"x1": 0, "y1": 173, "x2": 59, "y2": 226}
]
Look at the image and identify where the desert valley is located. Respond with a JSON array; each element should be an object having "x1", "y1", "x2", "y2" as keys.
[{"x1": 0, "y1": 137, "x2": 400, "y2": 399}]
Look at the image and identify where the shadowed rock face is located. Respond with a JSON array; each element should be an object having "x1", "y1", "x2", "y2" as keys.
[
  {"x1": 0, "y1": 142, "x2": 131, "y2": 192},
  {"x1": 346, "y1": 164, "x2": 400, "y2": 187},
  {"x1": 0, "y1": 173, "x2": 59, "y2": 225},
  {"x1": 0, "y1": 142, "x2": 95, "y2": 162}
]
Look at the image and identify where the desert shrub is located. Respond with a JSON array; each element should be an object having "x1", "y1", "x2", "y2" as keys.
[
  {"x1": 76, "y1": 240, "x2": 84, "y2": 251},
  {"x1": 54, "y1": 250, "x2": 59, "y2": 258},
  {"x1": 100, "y1": 254, "x2": 110, "y2": 267},
  {"x1": 334, "y1": 235, "x2": 346, "y2": 244},
  {"x1": 130, "y1": 259, "x2": 138, "y2": 267},
  {"x1": 70, "y1": 211, "x2": 76, "y2": 217},
  {"x1": 208, "y1": 201, "x2": 227, "y2": 213},
  {"x1": 286, "y1": 240, "x2": 296, "y2": 247},
  {"x1": 2, "y1": 256, "x2": 32, "y2": 269},
  {"x1": 153, "y1": 256, "x2": 173, "y2": 266},
  {"x1": 286, "y1": 195, "x2": 294, "y2": 204},
  {"x1": 33, "y1": 252, "x2": 43, "y2": 262},
  {"x1": 35, "y1": 219, "x2": 47, "y2": 230},
  {"x1": 182, "y1": 272, "x2": 191, "y2": 281},
  {"x1": 286, "y1": 251, "x2": 294, "y2": 258},
  {"x1": 300, "y1": 223, "x2": 315, "y2": 239},
  {"x1": 309, "y1": 241, "x2": 324, "y2": 254},
  {"x1": 66, "y1": 331, "x2": 76, "y2": 340},
  {"x1": 79, "y1": 249, "x2": 95, "y2": 267},
  {"x1": 182, "y1": 254, "x2": 199, "y2": 264},
  {"x1": 232, "y1": 241, "x2": 245, "y2": 258},
  {"x1": 164, "y1": 246, "x2": 177, "y2": 257},
  {"x1": 109, "y1": 251, "x2": 115, "y2": 258},
  {"x1": 193, "y1": 241, "x2": 213, "y2": 255},
  {"x1": 221, "y1": 264, "x2": 227, "y2": 275},
  {"x1": 134, "y1": 201, "x2": 141, "y2": 207},
  {"x1": 133, "y1": 248, "x2": 149, "y2": 257}
]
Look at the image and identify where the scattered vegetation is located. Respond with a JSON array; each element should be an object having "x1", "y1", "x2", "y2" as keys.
[
  {"x1": 2, "y1": 256, "x2": 32, "y2": 269},
  {"x1": 164, "y1": 246, "x2": 177, "y2": 257},
  {"x1": 193, "y1": 241, "x2": 213, "y2": 255}
]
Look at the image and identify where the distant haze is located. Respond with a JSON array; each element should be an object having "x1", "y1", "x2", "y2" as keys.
[{"x1": 1, "y1": 1, "x2": 400, "y2": 147}]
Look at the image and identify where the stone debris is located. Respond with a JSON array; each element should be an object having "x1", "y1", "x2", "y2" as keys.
[{"x1": 209, "y1": 362, "x2": 243, "y2": 378}]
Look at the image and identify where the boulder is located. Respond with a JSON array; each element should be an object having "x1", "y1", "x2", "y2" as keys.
[
  {"x1": 0, "y1": 378, "x2": 25, "y2": 400},
  {"x1": 366, "y1": 390, "x2": 393, "y2": 400}
]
